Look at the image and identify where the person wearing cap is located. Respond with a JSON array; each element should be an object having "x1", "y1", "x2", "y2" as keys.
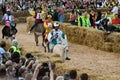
[
  {"x1": 47, "y1": 21, "x2": 70, "y2": 60},
  {"x1": 47, "y1": 21, "x2": 64, "y2": 52},
  {"x1": 28, "y1": 8, "x2": 43, "y2": 34},
  {"x1": 9, "y1": 39, "x2": 21, "y2": 56},
  {"x1": 43, "y1": 15, "x2": 54, "y2": 44}
]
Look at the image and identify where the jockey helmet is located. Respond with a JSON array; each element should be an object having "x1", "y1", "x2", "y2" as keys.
[
  {"x1": 47, "y1": 15, "x2": 52, "y2": 19},
  {"x1": 54, "y1": 21, "x2": 59, "y2": 27}
]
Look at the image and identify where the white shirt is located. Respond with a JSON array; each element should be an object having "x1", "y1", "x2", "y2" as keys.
[
  {"x1": 0, "y1": 47, "x2": 5, "y2": 58},
  {"x1": 36, "y1": 13, "x2": 42, "y2": 19},
  {"x1": 111, "y1": 6, "x2": 118, "y2": 15}
]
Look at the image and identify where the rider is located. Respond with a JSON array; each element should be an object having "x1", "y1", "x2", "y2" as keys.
[
  {"x1": 1, "y1": 9, "x2": 15, "y2": 28},
  {"x1": 43, "y1": 15, "x2": 54, "y2": 44},
  {"x1": 28, "y1": 7, "x2": 43, "y2": 34},
  {"x1": 47, "y1": 21, "x2": 70, "y2": 60}
]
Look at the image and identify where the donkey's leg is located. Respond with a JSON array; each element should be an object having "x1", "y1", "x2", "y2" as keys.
[{"x1": 34, "y1": 33, "x2": 39, "y2": 46}]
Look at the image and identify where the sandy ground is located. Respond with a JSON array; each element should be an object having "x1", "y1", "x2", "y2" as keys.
[{"x1": 0, "y1": 23, "x2": 120, "y2": 78}]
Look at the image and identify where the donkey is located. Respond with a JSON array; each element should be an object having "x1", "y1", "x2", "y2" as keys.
[
  {"x1": 53, "y1": 34, "x2": 69, "y2": 60},
  {"x1": 2, "y1": 23, "x2": 17, "y2": 40},
  {"x1": 34, "y1": 23, "x2": 50, "y2": 52}
]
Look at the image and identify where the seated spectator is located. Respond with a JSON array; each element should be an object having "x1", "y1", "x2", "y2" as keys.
[
  {"x1": 69, "y1": 70, "x2": 77, "y2": 80},
  {"x1": 112, "y1": 14, "x2": 120, "y2": 24}
]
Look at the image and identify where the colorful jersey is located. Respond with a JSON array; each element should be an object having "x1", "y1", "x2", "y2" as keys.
[
  {"x1": 48, "y1": 29, "x2": 65, "y2": 45},
  {"x1": 2, "y1": 14, "x2": 14, "y2": 27},
  {"x1": 34, "y1": 12, "x2": 43, "y2": 23},
  {"x1": 44, "y1": 20, "x2": 53, "y2": 34}
]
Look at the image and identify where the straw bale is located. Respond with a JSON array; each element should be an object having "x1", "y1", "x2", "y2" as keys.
[
  {"x1": 13, "y1": 11, "x2": 30, "y2": 18},
  {"x1": 51, "y1": 54, "x2": 61, "y2": 57},
  {"x1": 55, "y1": 63, "x2": 80, "y2": 76},
  {"x1": 83, "y1": 28, "x2": 104, "y2": 49},
  {"x1": 102, "y1": 42, "x2": 113, "y2": 52},
  {"x1": 112, "y1": 43, "x2": 120, "y2": 53},
  {"x1": 50, "y1": 57, "x2": 64, "y2": 63},
  {"x1": 14, "y1": 18, "x2": 19, "y2": 23},
  {"x1": 2, "y1": 40, "x2": 12, "y2": 51},
  {"x1": 60, "y1": 23, "x2": 120, "y2": 53},
  {"x1": 18, "y1": 17, "x2": 27, "y2": 23}
]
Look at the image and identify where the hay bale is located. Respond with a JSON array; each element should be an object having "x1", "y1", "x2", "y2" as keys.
[
  {"x1": 4, "y1": 40, "x2": 12, "y2": 51},
  {"x1": 112, "y1": 42, "x2": 120, "y2": 53},
  {"x1": 55, "y1": 63, "x2": 80, "y2": 76},
  {"x1": 104, "y1": 33, "x2": 120, "y2": 43},
  {"x1": 18, "y1": 17, "x2": 27, "y2": 23},
  {"x1": 26, "y1": 16, "x2": 35, "y2": 32},
  {"x1": 14, "y1": 18, "x2": 19, "y2": 23},
  {"x1": 102, "y1": 42, "x2": 113, "y2": 52},
  {"x1": 83, "y1": 28, "x2": 104, "y2": 49},
  {"x1": 13, "y1": 11, "x2": 30, "y2": 18}
]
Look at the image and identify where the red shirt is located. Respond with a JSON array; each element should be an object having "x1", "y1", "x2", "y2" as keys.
[{"x1": 112, "y1": 18, "x2": 120, "y2": 24}]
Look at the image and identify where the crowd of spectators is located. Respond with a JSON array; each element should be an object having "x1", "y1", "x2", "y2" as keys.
[
  {"x1": 0, "y1": 40, "x2": 89, "y2": 80},
  {"x1": 0, "y1": 0, "x2": 120, "y2": 12}
]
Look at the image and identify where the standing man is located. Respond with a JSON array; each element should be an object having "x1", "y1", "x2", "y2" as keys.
[{"x1": 58, "y1": 7, "x2": 65, "y2": 23}]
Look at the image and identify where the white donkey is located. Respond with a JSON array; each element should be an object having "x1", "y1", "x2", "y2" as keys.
[{"x1": 53, "y1": 34, "x2": 70, "y2": 60}]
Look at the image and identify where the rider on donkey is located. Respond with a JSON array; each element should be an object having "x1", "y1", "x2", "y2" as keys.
[
  {"x1": 47, "y1": 21, "x2": 70, "y2": 60},
  {"x1": 28, "y1": 7, "x2": 43, "y2": 34},
  {"x1": 43, "y1": 15, "x2": 54, "y2": 46},
  {"x1": 0, "y1": 9, "x2": 15, "y2": 39},
  {"x1": 1, "y1": 9, "x2": 15, "y2": 28}
]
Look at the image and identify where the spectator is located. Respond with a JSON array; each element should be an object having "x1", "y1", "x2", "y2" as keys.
[
  {"x1": 0, "y1": 41, "x2": 6, "y2": 61},
  {"x1": 78, "y1": 12, "x2": 85, "y2": 27},
  {"x1": 89, "y1": 9, "x2": 96, "y2": 28},
  {"x1": 112, "y1": 14, "x2": 120, "y2": 24},
  {"x1": 111, "y1": 4, "x2": 119, "y2": 15},
  {"x1": 69, "y1": 9, "x2": 77, "y2": 25},
  {"x1": 1, "y1": 3, "x2": 6, "y2": 15},
  {"x1": 58, "y1": 7, "x2": 65, "y2": 23},
  {"x1": 18, "y1": 67, "x2": 26, "y2": 80},
  {"x1": 9, "y1": 39, "x2": 21, "y2": 56},
  {"x1": 69, "y1": 70, "x2": 77, "y2": 80},
  {"x1": 80, "y1": 73, "x2": 89, "y2": 80}
]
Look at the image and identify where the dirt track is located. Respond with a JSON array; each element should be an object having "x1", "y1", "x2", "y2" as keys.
[{"x1": 0, "y1": 23, "x2": 120, "y2": 78}]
